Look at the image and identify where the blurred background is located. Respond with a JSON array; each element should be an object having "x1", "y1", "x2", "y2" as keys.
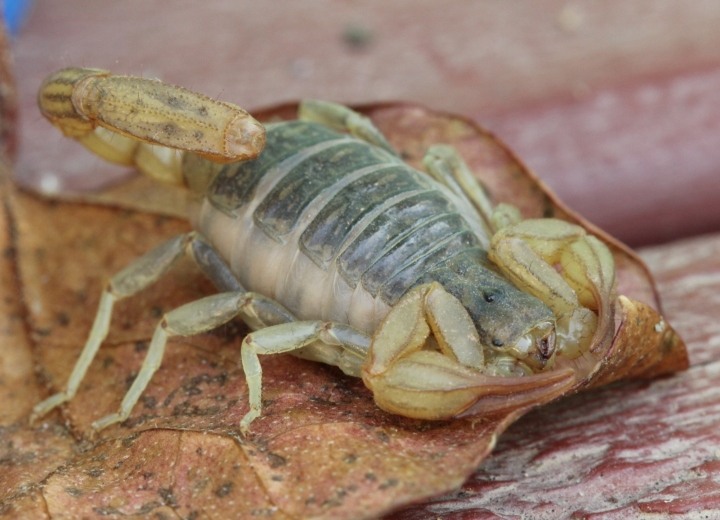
[{"x1": 8, "y1": 0, "x2": 720, "y2": 246}]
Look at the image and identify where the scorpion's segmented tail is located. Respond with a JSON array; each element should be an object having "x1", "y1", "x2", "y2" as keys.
[{"x1": 38, "y1": 67, "x2": 266, "y2": 187}]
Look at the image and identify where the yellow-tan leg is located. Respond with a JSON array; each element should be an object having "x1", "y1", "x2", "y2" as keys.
[
  {"x1": 91, "y1": 291, "x2": 299, "y2": 431},
  {"x1": 31, "y1": 233, "x2": 195, "y2": 421},
  {"x1": 298, "y1": 99, "x2": 399, "y2": 156},
  {"x1": 422, "y1": 144, "x2": 524, "y2": 234},
  {"x1": 30, "y1": 232, "x2": 293, "y2": 425},
  {"x1": 423, "y1": 145, "x2": 497, "y2": 232},
  {"x1": 361, "y1": 283, "x2": 575, "y2": 420},
  {"x1": 240, "y1": 321, "x2": 370, "y2": 432}
]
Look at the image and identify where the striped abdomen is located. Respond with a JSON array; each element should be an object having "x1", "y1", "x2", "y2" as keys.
[{"x1": 192, "y1": 121, "x2": 496, "y2": 333}]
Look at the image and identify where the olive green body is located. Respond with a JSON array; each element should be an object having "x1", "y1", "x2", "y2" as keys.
[{"x1": 190, "y1": 121, "x2": 553, "y2": 348}]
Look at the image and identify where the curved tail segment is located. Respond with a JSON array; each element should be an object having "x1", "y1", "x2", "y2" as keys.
[{"x1": 38, "y1": 67, "x2": 266, "y2": 188}]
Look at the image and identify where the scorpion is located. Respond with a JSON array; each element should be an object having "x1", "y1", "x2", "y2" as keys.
[{"x1": 31, "y1": 68, "x2": 616, "y2": 433}]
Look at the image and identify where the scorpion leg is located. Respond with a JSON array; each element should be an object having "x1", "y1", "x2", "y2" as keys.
[
  {"x1": 298, "y1": 99, "x2": 399, "y2": 156},
  {"x1": 489, "y1": 219, "x2": 616, "y2": 359},
  {"x1": 30, "y1": 232, "x2": 293, "y2": 425},
  {"x1": 422, "y1": 144, "x2": 522, "y2": 233},
  {"x1": 361, "y1": 283, "x2": 576, "y2": 420},
  {"x1": 423, "y1": 145, "x2": 496, "y2": 234},
  {"x1": 240, "y1": 321, "x2": 370, "y2": 432},
  {"x1": 91, "y1": 290, "x2": 297, "y2": 431},
  {"x1": 31, "y1": 233, "x2": 196, "y2": 421}
]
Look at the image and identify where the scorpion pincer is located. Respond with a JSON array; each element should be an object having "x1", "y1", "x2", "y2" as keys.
[{"x1": 32, "y1": 68, "x2": 616, "y2": 433}]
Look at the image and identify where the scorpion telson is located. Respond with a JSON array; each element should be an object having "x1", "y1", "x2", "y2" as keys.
[{"x1": 32, "y1": 68, "x2": 616, "y2": 432}]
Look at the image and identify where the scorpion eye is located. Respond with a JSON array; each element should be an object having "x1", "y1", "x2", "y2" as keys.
[
  {"x1": 483, "y1": 291, "x2": 496, "y2": 303},
  {"x1": 492, "y1": 338, "x2": 504, "y2": 347}
]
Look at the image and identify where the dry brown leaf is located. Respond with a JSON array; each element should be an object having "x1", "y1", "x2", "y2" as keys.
[{"x1": 0, "y1": 104, "x2": 686, "y2": 518}]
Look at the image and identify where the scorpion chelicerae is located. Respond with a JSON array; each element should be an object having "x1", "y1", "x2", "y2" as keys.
[{"x1": 32, "y1": 68, "x2": 615, "y2": 433}]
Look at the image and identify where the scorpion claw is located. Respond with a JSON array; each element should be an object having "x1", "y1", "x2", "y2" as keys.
[
  {"x1": 364, "y1": 350, "x2": 576, "y2": 420},
  {"x1": 489, "y1": 219, "x2": 617, "y2": 362},
  {"x1": 361, "y1": 283, "x2": 577, "y2": 420},
  {"x1": 456, "y1": 366, "x2": 577, "y2": 418}
]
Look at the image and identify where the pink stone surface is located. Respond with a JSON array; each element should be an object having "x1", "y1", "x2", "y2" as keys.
[{"x1": 13, "y1": 0, "x2": 720, "y2": 246}]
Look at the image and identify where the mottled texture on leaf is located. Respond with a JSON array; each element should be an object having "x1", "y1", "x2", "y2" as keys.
[
  {"x1": 6, "y1": 188, "x2": 517, "y2": 518},
  {"x1": 587, "y1": 296, "x2": 688, "y2": 389},
  {"x1": 0, "y1": 168, "x2": 77, "y2": 513},
  {"x1": 41, "y1": 430, "x2": 287, "y2": 519},
  {"x1": 0, "y1": 188, "x2": 37, "y2": 425},
  {"x1": 2, "y1": 104, "x2": 686, "y2": 518}
]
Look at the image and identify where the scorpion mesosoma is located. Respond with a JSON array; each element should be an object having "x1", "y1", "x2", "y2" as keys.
[{"x1": 32, "y1": 68, "x2": 616, "y2": 433}]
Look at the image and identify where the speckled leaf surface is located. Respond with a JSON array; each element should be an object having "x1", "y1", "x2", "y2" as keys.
[
  {"x1": 2, "y1": 185, "x2": 521, "y2": 519},
  {"x1": 1, "y1": 104, "x2": 687, "y2": 519}
]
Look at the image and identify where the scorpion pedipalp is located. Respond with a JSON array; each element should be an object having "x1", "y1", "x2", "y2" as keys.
[
  {"x1": 489, "y1": 219, "x2": 616, "y2": 361},
  {"x1": 361, "y1": 283, "x2": 575, "y2": 420}
]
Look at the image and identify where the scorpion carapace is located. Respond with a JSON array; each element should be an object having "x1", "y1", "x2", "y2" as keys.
[{"x1": 33, "y1": 67, "x2": 616, "y2": 432}]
